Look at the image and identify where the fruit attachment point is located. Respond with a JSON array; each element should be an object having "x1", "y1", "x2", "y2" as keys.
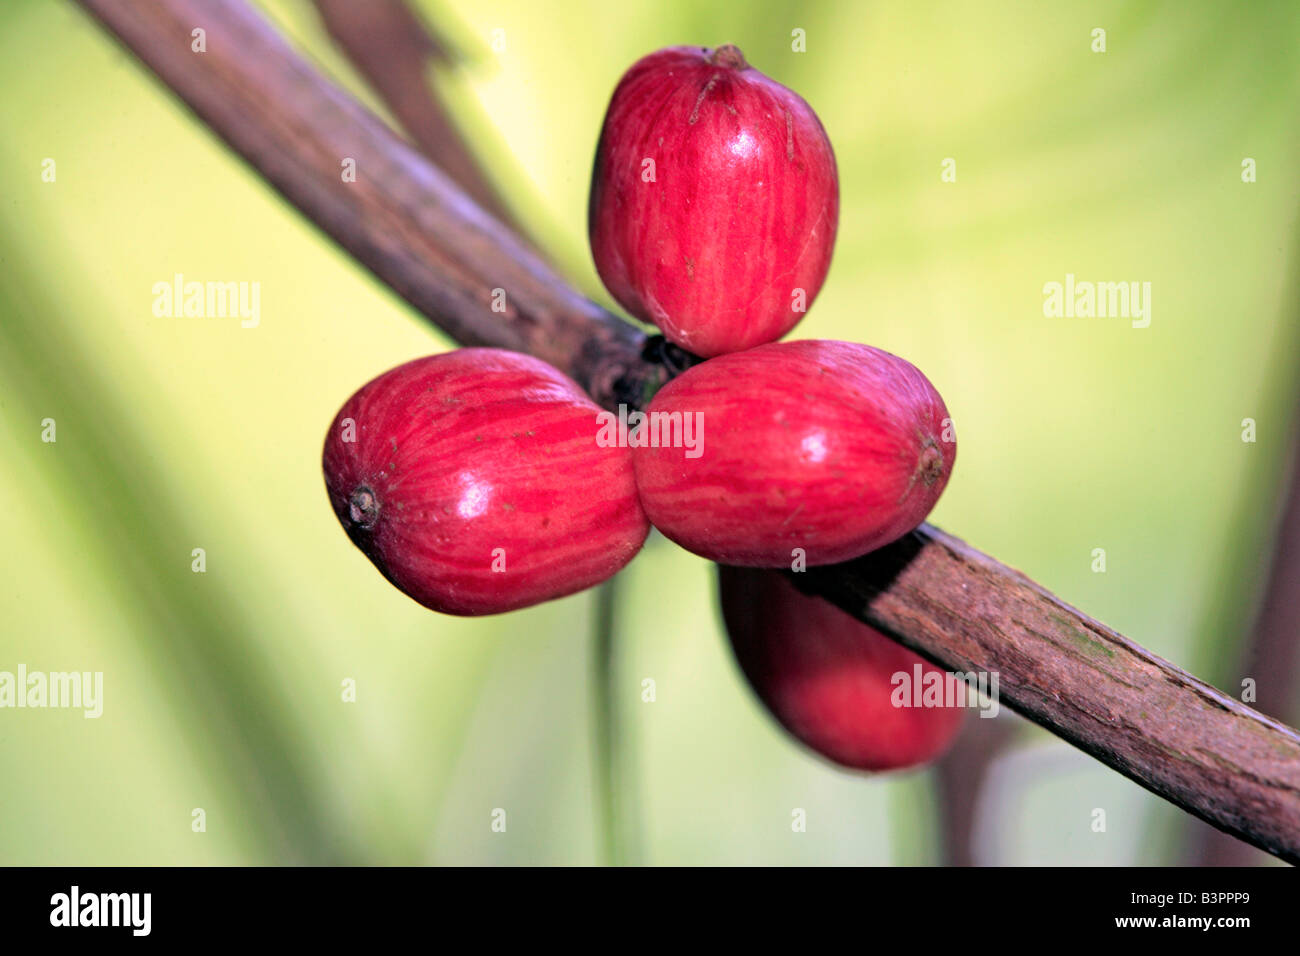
[
  {"x1": 709, "y1": 44, "x2": 748, "y2": 70},
  {"x1": 917, "y1": 440, "x2": 945, "y2": 488},
  {"x1": 349, "y1": 486, "x2": 380, "y2": 530}
]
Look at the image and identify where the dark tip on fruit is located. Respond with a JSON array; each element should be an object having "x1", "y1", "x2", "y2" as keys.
[
  {"x1": 709, "y1": 44, "x2": 748, "y2": 70},
  {"x1": 917, "y1": 440, "x2": 944, "y2": 487},
  {"x1": 349, "y1": 485, "x2": 381, "y2": 530}
]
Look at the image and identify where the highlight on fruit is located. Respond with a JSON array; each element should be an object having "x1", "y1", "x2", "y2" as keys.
[
  {"x1": 588, "y1": 44, "x2": 839, "y2": 357},
  {"x1": 632, "y1": 340, "x2": 955, "y2": 567},
  {"x1": 322, "y1": 348, "x2": 649, "y2": 616},
  {"x1": 321, "y1": 42, "x2": 958, "y2": 776}
]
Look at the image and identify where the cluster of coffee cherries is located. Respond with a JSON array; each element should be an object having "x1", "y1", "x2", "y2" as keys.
[{"x1": 323, "y1": 45, "x2": 962, "y2": 771}]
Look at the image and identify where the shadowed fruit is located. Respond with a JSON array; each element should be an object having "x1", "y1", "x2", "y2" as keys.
[
  {"x1": 718, "y1": 566, "x2": 965, "y2": 771},
  {"x1": 589, "y1": 44, "x2": 838, "y2": 357},
  {"x1": 322, "y1": 349, "x2": 649, "y2": 615},
  {"x1": 633, "y1": 340, "x2": 955, "y2": 566}
]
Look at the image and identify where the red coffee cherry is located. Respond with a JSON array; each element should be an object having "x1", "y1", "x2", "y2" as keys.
[
  {"x1": 718, "y1": 566, "x2": 965, "y2": 771},
  {"x1": 322, "y1": 349, "x2": 649, "y2": 615},
  {"x1": 633, "y1": 340, "x2": 955, "y2": 567},
  {"x1": 588, "y1": 44, "x2": 839, "y2": 358}
]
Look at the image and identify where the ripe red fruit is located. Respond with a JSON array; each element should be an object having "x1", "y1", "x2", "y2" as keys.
[
  {"x1": 633, "y1": 340, "x2": 955, "y2": 567},
  {"x1": 718, "y1": 566, "x2": 965, "y2": 771},
  {"x1": 322, "y1": 349, "x2": 649, "y2": 615},
  {"x1": 588, "y1": 44, "x2": 839, "y2": 358}
]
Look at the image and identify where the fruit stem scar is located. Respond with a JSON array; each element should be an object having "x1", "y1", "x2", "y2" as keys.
[
  {"x1": 916, "y1": 438, "x2": 944, "y2": 487},
  {"x1": 709, "y1": 44, "x2": 749, "y2": 70},
  {"x1": 349, "y1": 485, "x2": 380, "y2": 530},
  {"x1": 899, "y1": 437, "x2": 944, "y2": 503}
]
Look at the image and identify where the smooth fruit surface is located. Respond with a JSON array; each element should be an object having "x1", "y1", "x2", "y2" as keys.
[
  {"x1": 718, "y1": 566, "x2": 965, "y2": 771},
  {"x1": 633, "y1": 340, "x2": 955, "y2": 566},
  {"x1": 322, "y1": 349, "x2": 649, "y2": 615},
  {"x1": 588, "y1": 44, "x2": 838, "y2": 357}
]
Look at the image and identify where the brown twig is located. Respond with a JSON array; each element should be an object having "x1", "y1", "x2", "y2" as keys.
[
  {"x1": 1228, "y1": 407, "x2": 1300, "y2": 728},
  {"x1": 794, "y1": 527, "x2": 1300, "y2": 864},
  {"x1": 934, "y1": 714, "x2": 1019, "y2": 866},
  {"x1": 1192, "y1": 404, "x2": 1300, "y2": 864},
  {"x1": 76, "y1": 0, "x2": 662, "y2": 410},
  {"x1": 309, "y1": 0, "x2": 520, "y2": 232},
  {"x1": 74, "y1": 0, "x2": 1300, "y2": 864}
]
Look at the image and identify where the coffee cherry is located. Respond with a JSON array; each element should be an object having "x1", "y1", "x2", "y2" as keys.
[
  {"x1": 633, "y1": 340, "x2": 954, "y2": 567},
  {"x1": 588, "y1": 44, "x2": 839, "y2": 357},
  {"x1": 322, "y1": 349, "x2": 649, "y2": 615},
  {"x1": 718, "y1": 566, "x2": 965, "y2": 771}
]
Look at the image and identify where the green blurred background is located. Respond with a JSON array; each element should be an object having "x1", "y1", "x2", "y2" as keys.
[{"x1": 1, "y1": 0, "x2": 1297, "y2": 865}]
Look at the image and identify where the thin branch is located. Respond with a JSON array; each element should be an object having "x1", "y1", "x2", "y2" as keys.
[
  {"x1": 1192, "y1": 403, "x2": 1300, "y2": 864},
  {"x1": 309, "y1": 0, "x2": 521, "y2": 232},
  {"x1": 77, "y1": 0, "x2": 662, "y2": 411},
  {"x1": 934, "y1": 714, "x2": 1019, "y2": 866},
  {"x1": 1229, "y1": 405, "x2": 1300, "y2": 729},
  {"x1": 794, "y1": 526, "x2": 1300, "y2": 864},
  {"x1": 591, "y1": 575, "x2": 639, "y2": 866},
  {"x1": 75, "y1": 0, "x2": 1300, "y2": 864}
]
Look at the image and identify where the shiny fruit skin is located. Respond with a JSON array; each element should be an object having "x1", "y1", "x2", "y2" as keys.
[
  {"x1": 322, "y1": 349, "x2": 649, "y2": 616},
  {"x1": 633, "y1": 340, "x2": 954, "y2": 567},
  {"x1": 718, "y1": 566, "x2": 965, "y2": 771},
  {"x1": 588, "y1": 44, "x2": 839, "y2": 358}
]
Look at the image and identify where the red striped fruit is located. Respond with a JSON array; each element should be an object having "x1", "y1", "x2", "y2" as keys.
[
  {"x1": 322, "y1": 349, "x2": 649, "y2": 615},
  {"x1": 718, "y1": 566, "x2": 965, "y2": 771},
  {"x1": 588, "y1": 44, "x2": 838, "y2": 357},
  {"x1": 633, "y1": 340, "x2": 955, "y2": 567}
]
